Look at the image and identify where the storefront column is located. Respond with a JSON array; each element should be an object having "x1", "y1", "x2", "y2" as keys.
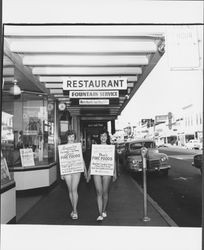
[
  {"x1": 54, "y1": 101, "x2": 58, "y2": 161},
  {"x1": 71, "y1": 116, "x2": 81, "y2": 142},
  {"x1": 111, "y1": 120, "x2": 116, "y2": 135}
]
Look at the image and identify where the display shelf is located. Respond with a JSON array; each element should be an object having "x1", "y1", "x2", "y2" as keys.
[{"x1": 10, "y1": 162, "x2": 58, "y2": 191}]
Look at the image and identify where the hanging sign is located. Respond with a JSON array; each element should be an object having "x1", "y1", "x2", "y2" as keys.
[
  {"x1": 63, "y1": 77, "x2": 127, "y2": 90},
  {"x1": 167, "y1": 26, "x2": 200, "y2": 69},
  {"x1": 90, "y1": 144, "x2": 115, "y2": 176},
  {"x1": 58, "y1": 102, "x2": 66, "y2": 111},
  {"x1": 69, "y1": 90, "x2": 119, "y2": 98},
  {"x1": 20, "y1": 148, "x2": 35, "y2": 167},
  {"x1": 58, "y1": 143, "x2": 84, "y2": 175},
  {"x1": 48, "y1": 103, "x2": 54, "y2": 111},
  {"x1": 79, "y1": 99, "x2": 109, "y2": 105}
]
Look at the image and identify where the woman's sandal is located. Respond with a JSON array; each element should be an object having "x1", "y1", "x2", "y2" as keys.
[
  {"x1": 96, "y1": 215, "x2": 103, "y2": 221},
  {"x1": 70, "y1": 212, "x2": 78, "y2": 220},
  {"x1": 102, "y1": 212, "x2": 107, "y2": 218},
  {"x1": 71, "y1": 213, "x2": 78, "y2": 220}
]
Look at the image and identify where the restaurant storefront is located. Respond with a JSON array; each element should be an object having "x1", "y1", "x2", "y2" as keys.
[
  {"x1": 1, "y1": 62, "x2": 59, "y2": 223},
  {"x1": 1, "y1": 20, "x2": 166, "y2": 224}
]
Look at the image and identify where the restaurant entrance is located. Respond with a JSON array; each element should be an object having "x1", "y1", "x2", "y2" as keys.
[{"x1": 81, "y1": 121, "x2": 107, "y2": 166}]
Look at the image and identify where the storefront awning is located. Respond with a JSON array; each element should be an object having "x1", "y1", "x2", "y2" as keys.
[{"x1": 3, "y1": 24, "x2": 165, "y2": 121}]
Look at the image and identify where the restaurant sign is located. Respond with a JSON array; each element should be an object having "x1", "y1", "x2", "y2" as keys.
[
  {"x1": 79, "y1": 99, "x2": 109, "y2": 105},
  {"x1": 63, "y1": 77, "x2": 127, "y2": 90},
  {"x1": 69, "y1": 90, "x2": 119, "y2": 98}
]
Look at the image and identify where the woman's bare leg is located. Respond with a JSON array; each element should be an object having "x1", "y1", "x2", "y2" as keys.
[
  {"x1": 64, "y1": 174, "x2": 73, "y2": 208},
  {"x1": 102, "y1": 176, "x2": 112, "y2": 213},
  {"x1": 71, "y1": 173, "x2": 81, "y2": 214},
  {"x1": 93, "y1": 175, "x2": 103, "y2": 216}
]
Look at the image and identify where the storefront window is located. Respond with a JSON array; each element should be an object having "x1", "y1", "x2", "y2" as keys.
[
  {"x1": 47, "y1": 100, "x2": 55, "y2": 163},
  {"x1": 1, "y1": 56, "x2": 15, "y2": 188},
  {"x1": 1, "y1": 59, "x2": 56, "y2": 170},
  {"x1": 1, "y1": 108, "x2": 14, "y2": 188}
]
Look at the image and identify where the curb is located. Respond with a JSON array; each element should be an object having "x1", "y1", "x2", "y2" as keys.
[{"x1": 129, "y1": 176, "x2": 178, "y2": 227}]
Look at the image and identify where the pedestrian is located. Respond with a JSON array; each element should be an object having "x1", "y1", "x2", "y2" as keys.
[
  {"x1": 61, "y1": 129, "x2": 87, "y2": 220},
  {"x1": 87, "y1": 129, "x2": 117, "y2": 222}
]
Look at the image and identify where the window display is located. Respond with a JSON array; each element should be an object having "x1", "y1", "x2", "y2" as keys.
[{"x1": 1, "y1": 90, "x2": 56, "y2": 169}]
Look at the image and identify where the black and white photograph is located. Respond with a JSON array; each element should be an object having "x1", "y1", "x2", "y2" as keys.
[{"x1": 0, "y1": 1, "x2": 203, "y2": 250}]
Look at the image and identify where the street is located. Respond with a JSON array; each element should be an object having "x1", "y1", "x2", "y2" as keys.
[{"x1": 129, "y1": 147, "x2": 202, "y2": 227}]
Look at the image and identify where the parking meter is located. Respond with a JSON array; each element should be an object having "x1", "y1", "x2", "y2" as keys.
[
  {"x1": 141, "y1": 147, "x2": 151, "y2": 222},
  {"x1": 141, "y1": 147, "x2": 148, "y2": 160}
]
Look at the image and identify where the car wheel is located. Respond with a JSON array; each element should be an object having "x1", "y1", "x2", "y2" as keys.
[{"x1": 161, "y1": 169, "x2": 169, "y2": 176}]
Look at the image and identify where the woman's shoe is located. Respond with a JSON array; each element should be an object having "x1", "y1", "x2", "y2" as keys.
[
  {"x1": 71, "y1": 213, "x2": 78, "y2": 220},
  {"x1": 70, "y1": 211, "x2": 74, "y2": 217},
  {"x1": 96, "y1": 215, "x2": 103, "y2": 221},
  {"x1": 102, "y1": 212, "x2": 107, "y2": 218}
]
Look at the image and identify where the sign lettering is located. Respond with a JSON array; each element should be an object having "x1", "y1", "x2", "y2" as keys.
[
  {"x1": 69, "y1": 91, "x2": 119, "y2": 98},
  {"x1": 90, "y1": 144, "x2": 115, "y2": 176},
  {"x1": 79, "y1": 99, "x2": 109, "y2": 105},
  {"x1": 20, "y1": 148, "x2": 35, "y2": 167},
  {"x1": 58, "y1": 143, "x2": 84, "y2": 175},
  {"x1": 63, "y1": 77, "x2": 127, "y2": 90}
]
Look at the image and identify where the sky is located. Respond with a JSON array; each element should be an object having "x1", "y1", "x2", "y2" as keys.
[{"x1": 117, "y1": 26, "x2": 203, "y2": 129}]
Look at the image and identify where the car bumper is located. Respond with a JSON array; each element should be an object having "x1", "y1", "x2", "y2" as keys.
[
  {"x1": 192, "y1": 161, "x2": 202, "y2": 169},
  {"x1": 127, "y1": 164, "x2": 171, "y2": 172}
]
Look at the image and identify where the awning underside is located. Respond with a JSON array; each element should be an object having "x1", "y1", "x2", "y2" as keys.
[{"x1": 3, "y1": 25, "x2": 165, "y2": 120}]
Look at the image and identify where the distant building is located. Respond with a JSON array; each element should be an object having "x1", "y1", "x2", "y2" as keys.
[{"x1": 178, "y1": 104, "x2": 203, "y2": 144}]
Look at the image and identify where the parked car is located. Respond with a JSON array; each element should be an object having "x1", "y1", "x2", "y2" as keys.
[
  {"x1": 157, "y1": 143, "x2": 173, "y2": 148},
  {"x1": 192, "y1": 154, "x2": 203, "y2": 173},
  {"x1": 185, "y1": 139, "x2": 202, "y2": 150},
  {"x1": 116, "y1": 141, "x2": 127, "y2": 165},
  {"x1": 125, "y1": 139, "x2": 171, "y2": 175},
  {"x1": 116, "y1": 142, "x2": 126, "y2": 155}
]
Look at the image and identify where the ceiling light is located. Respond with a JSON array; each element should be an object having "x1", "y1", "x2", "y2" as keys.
[{"x1": 9, "y1": 79, "x2": 21, "y2": 96}]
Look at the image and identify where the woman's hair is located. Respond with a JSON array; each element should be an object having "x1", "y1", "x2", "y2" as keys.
[
  {"x1": 65, "y1": 129, "x2": 76, "y2": 140},
  {"x1": 97, "y1": 129, "x2": 111, "y2": 145}
]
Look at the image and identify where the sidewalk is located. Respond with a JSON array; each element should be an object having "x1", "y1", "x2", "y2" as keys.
[{"x1": 16, "y1": 169, "x2": 177, "y2": 227}]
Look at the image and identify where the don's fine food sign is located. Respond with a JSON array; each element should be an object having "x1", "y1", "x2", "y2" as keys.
[
  {"x1": 58, "y1": 143, "x2": 84, "y2": 175},
  {"x1": 90, "y1": 144, "x2": 115, "y2": 176}
]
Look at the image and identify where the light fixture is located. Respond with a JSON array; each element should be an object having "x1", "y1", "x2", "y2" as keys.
[
  {"x1": 158, "y1": 42, "x2": 165, "y2": 54},
  {"x1": 9, "y1": 79, "x2": 21, "y2": 96}
]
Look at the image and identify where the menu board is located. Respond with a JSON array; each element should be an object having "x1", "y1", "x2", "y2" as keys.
[
  {"x1": 90, "y1": 144, "x2": 115, "y2": 176},
  {"x1": 20, "y1": 148, "x2": 35, "y2": 167},
  {"x1": 58, "y1": 143, "x2": 84, "y2": 175}
]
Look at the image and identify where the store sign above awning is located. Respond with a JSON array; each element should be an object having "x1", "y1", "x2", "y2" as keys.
[
  {"x1": 69, "y1": 90, "x2": 119, "y2": 98},
  {"x1": 63, "y1": 77, "x2": 127, "y2": 90},
  {"x1": 79, "y1": 99, "x2": 109, "y2": 105}
]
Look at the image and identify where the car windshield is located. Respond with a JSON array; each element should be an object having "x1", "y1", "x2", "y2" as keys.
[
  {"x1": 130, "y1": 141, "x2": 156, "y2": 150},
  {"x1": 189, "y1": 140, "x2": 199, "y2": 143},
  {"x1": 117, "y1": 143, "x2": 125, "y2": 148}
]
